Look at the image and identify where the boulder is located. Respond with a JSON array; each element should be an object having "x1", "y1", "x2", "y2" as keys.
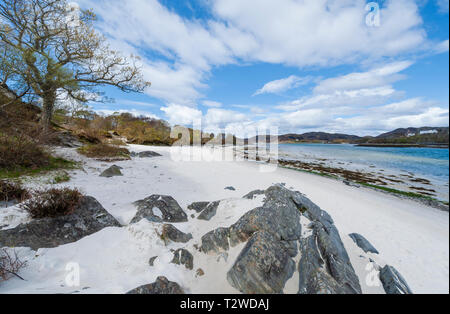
[
  {"x1": 100, "y1": 165, "x2": 123, "y2": 178},
  {"x1": 225, "y1": 186, "x2": 236, "y2": 191},
  {"x1": 197, "y1": 201, "x2": 221, "y2": 221},
  {"x1": 380, "y1": 265, "x2": 413, "y2": 294},
  {"x1": 130, "y1": 151, "x2": 162, "y2": 158},
  {"x1": 227, "y1": 230, "x2": 296, "y2": 294},
  {"x1": 171, "y1": 248, "x2": 194, "y2": 270},
  {"x1": 149, "y1": 256, "x2": 158, "y2": 267},
  {"x1": 131, "y1": 195, "x2": 188, "y2": 223},
  {"x1": 187, "y1": 202, "x2": 210, "y2": 213},
  {"x1": 162, "y1": 224, "x2": 193, "y2": 243},
  {"x1": 298, "y1": 222, "x2": 361, "y2": 294},
  {"x1": 126, "y1": 276, "x2": 184, "y2": 294},
  {"x1": 199, "y1": 184, "x2": 362, "y2": 295},
  {"x1": 200, "y1": 227, "x2": 230, "y2": 254},
  {"x1": 242, "y1": 190, "x2": 265, "y2": 200},
  {"x1": 0, "y1": 196, "x2": 121, "y2": 250},
  {"x1": 349, "y1": 233, "x2": 379, "y2": 254}
]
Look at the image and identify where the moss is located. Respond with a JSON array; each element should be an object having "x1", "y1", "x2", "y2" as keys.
[
  {"x1": 77, "y1": 143, "x2": 130, "y2": 160},
  {"x1": 0, "y1": 157, "x2": 78, "y2": 179}
]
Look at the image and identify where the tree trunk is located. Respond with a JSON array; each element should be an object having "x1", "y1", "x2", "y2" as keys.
[{"x1": 41, "y1": 91, "x2": 56, "y2": 131}]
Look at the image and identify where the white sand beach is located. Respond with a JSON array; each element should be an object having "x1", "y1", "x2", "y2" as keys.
[{"x1": 0, "y1": 145, "x2": 448, "y2": 294}]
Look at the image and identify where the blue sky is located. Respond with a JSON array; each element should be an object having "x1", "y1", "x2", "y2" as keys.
[{"x1": 77, "y1": 0, "x2": 449, "y2": 136}]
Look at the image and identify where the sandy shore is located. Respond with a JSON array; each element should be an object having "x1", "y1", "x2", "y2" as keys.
[{"x1": 1, "y1": 144, "x2": 448, "y2": 294}]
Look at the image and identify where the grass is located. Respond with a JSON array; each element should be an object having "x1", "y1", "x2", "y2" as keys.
[
  {"x1": 50, "y1": 171, "x2": 71, "y2": 184},
  {"x1": 357, "y1": 182, "x2": 436, "y2": 201},
  {"x1": 78, "y1": 143, "x2": 130, "y2": 160},
  {"x1": 19, "y1": 187, "x2": 83, "y2": 219},
  {"x1": 0, "y1": 157, "x2": 78, "y2": 180},
  {"x1": 282, "y1": 164, "x2": 448, "y2": 206}
]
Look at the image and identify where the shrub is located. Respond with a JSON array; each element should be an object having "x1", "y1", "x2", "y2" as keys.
[
  {"x1": 0, "y1": 134, "x2": 51, "y2": 170},
  {"x1": 0, "y1": 180, "x2": 30, "y2": 203},
  {"x1": 19, "y1": 187, "x2": 83, "y2": 219},
  {"x1": 0, "y1": 248, "x2": 27, "y2": 283},
  {"x1": 77, "y1": 143, "x2": 130, "y2": 160},
  {"x1": 50, "y1": 171, "x2": 71, "y2": 184}
]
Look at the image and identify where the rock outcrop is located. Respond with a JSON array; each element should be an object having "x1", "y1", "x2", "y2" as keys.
[
  {"x1": 187, "y1": 202, "x2": 210, "y2": 213},
  {"x1": 100, "y1": 165, "x2": 123, "y2": 178},
  {"x1": 131, "y1": 195, "x2": 188, "y2": 223},
  {"x1": 199, "y1": 185, "x2": 362, "y2": 294},
  {"x1": 0, "y1": 196, "x2": 121, "y2": 250},
  {"x1": 126, "y1": 276, "x2": 184, "y2": 294},
  {"x1": 197, "y1": 201, "x2": 220, "y2": 221},
  {"x1": 349, "y1": 233, "x2": 379, "y2": 254},
  {"x1": 162, "y1": 224, "x2": 193, "y2": 243},
  {"x1": 380, "y1": 265, "x2": 413, "y2": 294},
  {"x1": 130, "y1": 151, "x2": 162, "y2": 158},
  {"x1": 171, "y1": 248, "x2": 194, "y2": 270}
]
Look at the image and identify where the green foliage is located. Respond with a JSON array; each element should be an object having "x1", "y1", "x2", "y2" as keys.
[
  {"x1": 0, "y1": 157, "x2": 78, "y2": 180},
  {"x1": 19, "y1": 187, "x2": 83, "y2": 219},
  {"x1": 78, "y1": 143, "x2": 130, "y2": 159},
  {"x1": 50, "y1": 171, "x2": 71, "y2": 184}
]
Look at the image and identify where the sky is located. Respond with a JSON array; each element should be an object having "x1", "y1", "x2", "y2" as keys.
[{"x1": 76, "y1": 0, "x2": 449, "y2": 136}]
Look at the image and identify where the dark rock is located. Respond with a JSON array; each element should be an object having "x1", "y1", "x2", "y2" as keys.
[
  {"x1": 380, "y1": 265, "x2": 413, "y2": 294},
  {"x1": 200, "y1": 227, "x2": 230, "y2": 254},
  {"x1": 100, "y1": 165, "x2": 123, "y2": 178},
  {"x1": 242, "y1": 190, "x2": 265, "y2": 200},
  {"x1": 225, "y1": 186, "x2": 236, "y2": 191},
  {"x1": 0, "y1": 196, "x2": 121, "y2": 250},
  {"x1": 131, "y1": 151, "x2": 162, "y2": 158},
  {"x1": 298, "y1": 222, "x2": 361, "y2": 294},
  {"x1": 162, "y1": 224, "x2": 193, "y2": 243},
  {"x1": 349, "y1": 233, "x2": 379, "y2": 254},
  {"x1": 228, "y1": 185, "x2": 303, "y2": 247},
  {"x1": 171, "y1": 248, "x2": 194, "y2": 270},
  {"x1": 149, "y1": 256, "x2": 158, "y2": 266},
  {"x1": 227, "y1": 231, "x2": 296, "y2": 294},
  {"x1": 131, "y1": 195, "x2": 188, "y2": 223},
  {"x1": 187, "y1": 202, "x2": 210, "y2": 213},
  {"x1": 56, "y1": 131, "x2": 82, "y2": 148},
  {"x1": 126, "y1": 276, "x2": 184, "y2": 294},
  {"x1": 196, "y1": 268, "x2": 205, "y2": 277},
  {"x1": 197, "y1": 201, "x2": 221, "y2": 221}
]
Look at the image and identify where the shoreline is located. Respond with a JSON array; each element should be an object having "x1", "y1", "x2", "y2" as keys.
[{"x1": 1, "y1": 144, "x2": 448, "y2": 294}]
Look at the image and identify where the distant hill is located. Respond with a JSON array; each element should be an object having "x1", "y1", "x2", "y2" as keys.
[
  {"x1": 278, "y1": 132, "x2": 361, "y2": 144},
  {"x1": 366, "y1": 127, "x2": 449, "y2": 145},
  {"x1": 276, "y1": 128, "x2": 449, "y2": 147}
]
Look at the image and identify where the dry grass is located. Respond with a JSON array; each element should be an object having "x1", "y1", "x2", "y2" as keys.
[
  {"x1": 0, "y1": 133, "x2": 51, "y2": 170},
  {"x1": 0, "y1": 180, "x2": 30, "y2": 203},
  {"x1": 77, "y1": 143, "x2": 130, "y2": 160},
  {"x1": 19, "y1": 187, "x2": 83, "y2": 219},
  {"x1": 0, "y1": 248, "x2": 27, "y2": 283}
]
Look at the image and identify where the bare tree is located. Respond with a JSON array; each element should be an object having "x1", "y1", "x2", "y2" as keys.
[{"x1": 0, "y1": 0, "x2": 150, "y2": 130}]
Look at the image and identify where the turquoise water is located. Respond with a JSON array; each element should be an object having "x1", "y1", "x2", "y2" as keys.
[{"x1": 279, "y1": 144, "x2": 449, "y2": 183}]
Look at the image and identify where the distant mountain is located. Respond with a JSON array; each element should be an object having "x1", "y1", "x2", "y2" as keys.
[
  {"x1": 366, "y1": 127, "x2": 449, "y2": 145},
  {"x1": 278, "y1": 132, "x2": 361, "y2": 144}
]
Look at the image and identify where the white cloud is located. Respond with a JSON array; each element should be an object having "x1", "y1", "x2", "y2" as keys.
[
  {"x1": 202, "y1": 100, "x2": 223, "y2": 108},
  {"x1": 254, "y1": 75, "x2": 312, "y2": 96},
  {"x1": 94, "y1": 109, "x2": 160, "y2": 119},
  {"x1": 78, "y1": 0, "x2": 428, "y2": 106},
  {"x1": 160, "y1": 104, "x2": 202, "y2": 125},
  {"x1": 434, "y1": 39, "x2": 449, "y2": 54},
  {"x1": 313, "y1": 61, "x2": 413, "y2": 94},
  {"x1": 436, "y1": 0, "x2": 449, "y2": 13}
]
